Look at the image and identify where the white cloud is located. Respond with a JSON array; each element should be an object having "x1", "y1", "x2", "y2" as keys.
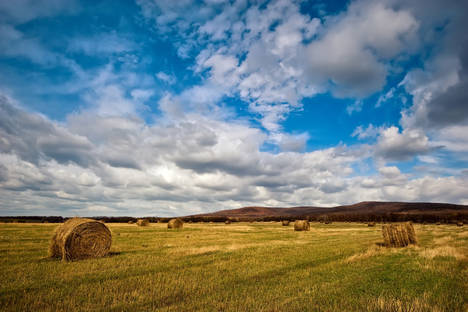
[
  {"x1": 0, "y1": 0, "x2": 79, "y2": 24},
  {"x1": 2, "y1": 95, "x2": 468, "y2": 216},
  {"x1": 68, "y1": 32, "x2": 136, "y2": 56},
  {"x1": 305, "y1": 1, "x2": 418, "y2": 98},
  {"x1": 376, "y1": 88, "x2": 395, "y2": 107},
  {"x1": 346, "y1": 100, "x2": 363, "y2": 115},
  {"x1": 375, "y1": 126, "x2": 432, "y2": 161},
  {"x1": 352, "y1": 124, "x2": 382, "y2": 140},
  {"x1": 0, "y1": 24, "x2": 80, "y2": 69},
  {"x1": 156, "y1": 72, "x2": 176, "y2": 85},
  {"x1": 2, "y1": 0, "x2": 468, "y2": 217},
  {"x1": 136, "y1": 0, "x2": 419, "y2": 132}
]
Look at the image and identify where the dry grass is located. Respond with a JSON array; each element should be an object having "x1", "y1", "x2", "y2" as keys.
[
  {"x1": 0, "y1": 222, "x2": 466, "y2": 311},
  {"x1": 419, "y1": 246, "x2": 467, "y2": 261},
  {"x1": 344, "y1": 245, "x2": 390, "y2": 263},
  {"x1": 366, "y1": 293, "x2": 443, "y2": 312}
]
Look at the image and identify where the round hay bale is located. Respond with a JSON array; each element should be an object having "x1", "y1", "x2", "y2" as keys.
[
  {"x1": 225, "y1": 220, "x2": 231, "y2": 224},
  {"x1": 457, "y1": 222, "x2": 463, "y2": 227},
  {"x1": 49, "y1": 218, "x2": 112, "y2": 261},
  {"x1": 128, "y1": 220, "x2": 135, "y2": 224},
  {"x1": 136, "y1": 219, "x2": 149, "y2": 226},
  {"x1": 436, "y1": 222, "x2": 441, "y2": 225},
  {"x1": 294, "y1": 220, "x2": 310, "y2": 231},
  {"x1": 382, "y1": 222, "x2": 417, "y2": 247},
  {"x1": 282, "y1": 220, "x2": 290, "y2": 226},
  {"x1": 168, "y1": 218, "x2": 183, "y2": 229},
  {"x1": 368, "y1": 222, "x2": 376, "y2": 227}
]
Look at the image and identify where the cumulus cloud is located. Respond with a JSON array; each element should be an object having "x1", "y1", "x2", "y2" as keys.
[
  {"x1": 0, "y1": 95, "x2": 95, "y2": 166},
  {"x1": 137, "y1": 0, "x2": 417, "y2": 132},
  {"x1": 2, "y1": 94, "x2": 468, "y2": 216},
  {"x1": 375, "y1": 126, "x2": 433, "y2": 161},
  {"x1": 306, "y1": 1, "x2": 417, "y2": 98},
  {"x1": 352, "y1": 124, "x2": 382, "y2": 140},
  {"x1": 2, "y1": 0, "x2": 468, "y2": 217},
  {"x1": 398, "y1": 0, "x2": 468, "y2": 130},
  {"x1": 0, "y1": 93, "x2": 413, "y2": 216}
]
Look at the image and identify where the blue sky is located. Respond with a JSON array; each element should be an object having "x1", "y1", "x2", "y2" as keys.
[{"x1": 0, "y1": 0, "x2": 467, "y2": 216}]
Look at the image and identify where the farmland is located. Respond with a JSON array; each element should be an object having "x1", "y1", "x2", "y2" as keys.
[{"x1": 0, "y1": 222, "x2": 467, "y2": 311}]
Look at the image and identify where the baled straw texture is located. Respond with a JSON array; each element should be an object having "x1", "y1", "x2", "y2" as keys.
[
  {"x1": 136, "y1": 219, "x2": 149, "y2": 226},
  {"x1": 282, "y1": 220, "x2": 290, "y2": 226},
  {"x1": 168, "y1": 218, "x2": 183, "y2": 229},
  {"x1": 294, "y1": 220, "x2": 310, "y2": 231},
  {"x1": 49, "y1": 218, "x2": 112, "y2": 261},
  {"x1": 382, "y1": 222, "x2": 417, "y2": 247}
]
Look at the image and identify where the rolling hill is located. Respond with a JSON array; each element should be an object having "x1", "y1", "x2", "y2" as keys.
[{"x1": 189, "y1": 201, "x2": 468, "y2": 219}]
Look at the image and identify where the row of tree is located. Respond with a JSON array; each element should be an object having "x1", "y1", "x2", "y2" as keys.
[{"x1": 0, "y1": 211, "x2": 466, "y2": 223}]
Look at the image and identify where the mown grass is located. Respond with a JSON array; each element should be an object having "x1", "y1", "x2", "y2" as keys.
[{"x1": 0, "y1": 222, "x2": 466, "y2": 311}]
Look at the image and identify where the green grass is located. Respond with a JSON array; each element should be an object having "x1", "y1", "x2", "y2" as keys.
[{"x1": 0, "y1": 222, "x2": 466, "y2": 311}]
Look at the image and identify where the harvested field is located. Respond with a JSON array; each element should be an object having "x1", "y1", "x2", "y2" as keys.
[{"x1": 0, "y1": 222, "x2": 466, "y2": 311}]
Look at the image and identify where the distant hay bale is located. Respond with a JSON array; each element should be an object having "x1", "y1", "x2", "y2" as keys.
[
  {"x1": 136, "y1": 219, "x2": 149, "y2": 226},
  {"x1": 294, "y1": 220, "x2": 310, "y2": 231},
  {"x1": 168, "y1": 218, "x2": 183, "y2": 229},
  {"x1": 225, "y1": 220, "x2": 231, "y2": 224},
  {"x1": 128, "y1": 220, "x2": 135, "y2": 224},
  {"x1": 382, "y1": 222, "x2": 417, "y2": 247},
  {"x1": 457, "y1": 222, "x2": 463, "y2": 227},
  {"x1": 324, "y1": 221, "x2": 332, "y2": 224},
  {"x1": 282, "y1": 220, "x2": 290, "y2": 226},
  {"x1": 368, "y1": 222, "x2": 376, "y2": 227},
  {"x1": 436, "y1": 222, "x2": 441, "y2": 225},
  {"x1": 49, "y1": 218, "x2": 112, "y2": 261}
]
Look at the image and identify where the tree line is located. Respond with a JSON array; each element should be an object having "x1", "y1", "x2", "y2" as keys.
[{"x1": 0, "y1": 211, "x2": 466, "y2": 224}]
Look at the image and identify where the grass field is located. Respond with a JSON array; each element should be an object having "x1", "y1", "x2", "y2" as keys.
[{"x1": 0, "y1": 222, "x2": 466, "y2": 311}]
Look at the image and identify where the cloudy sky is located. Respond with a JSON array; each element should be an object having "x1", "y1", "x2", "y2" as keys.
[{"x1": 0, "y1": 0, "x2": 467, "y2": 217}]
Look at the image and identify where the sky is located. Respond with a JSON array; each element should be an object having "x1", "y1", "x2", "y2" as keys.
[{"x1": 0, "y1": 0, "x2": 467, "y2": 217}]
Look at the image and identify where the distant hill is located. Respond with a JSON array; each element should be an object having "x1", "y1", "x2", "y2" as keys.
[
  {"x1": 1, "y1": 201, "x2": 467, "y2": 223},
  {"x1": 189, "y1": 201, "x2": 468, "y2": 221}
]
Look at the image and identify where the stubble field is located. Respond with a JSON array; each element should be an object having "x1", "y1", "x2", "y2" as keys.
[{"x1": 0, "y1": 222, "x2": 466, "y2": 311}]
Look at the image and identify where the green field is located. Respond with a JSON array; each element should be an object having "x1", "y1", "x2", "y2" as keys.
[{"x1": 0, "y1": 222, "x2": 466, "y2": 311}]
